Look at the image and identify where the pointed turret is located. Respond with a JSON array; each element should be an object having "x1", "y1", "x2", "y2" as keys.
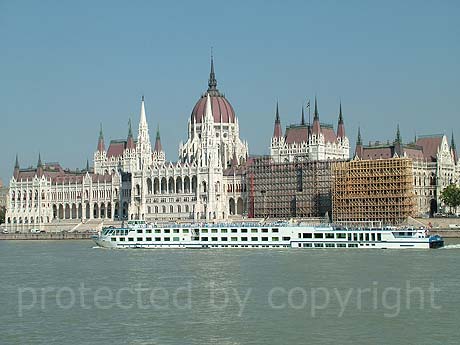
[
  {"x1": 139, "y1": 95, "x2": 147, "y2": 128},
  {"x1": 207, "y1": 52, "x2": 219, "y2": 95},
  {"x1": 301, "y1": 106, "x2": 305, "y2": 126},
  {"x1": 37, "y1": 153, "x2": 44, "y2": 177},
  {"x1": 204, "y1": 93, "x2": 214, "y2": 123},
  {"x1": 13, "y1": 154, "x2": 20, "y2": 179},
  {"x1": 154, "y1": 125, "x2": 163, "y2": 153},
  {"x1": 394, "y1": 124, "x2": 402, "y2": 144},
  {"x1": 451, "y1": 131, "x2": 458, "y2": 163},
  {"x1": 231, "y1": 148, "x2": 238, "y2": 167},
  {"x1": 355, "y1": 127, "x2": 363, "y2": 158},
  {"x1": 273, "y1": 101, "x2": 282, "y2": 138},
  {"x1": 312, "y1": 97, "x2": 321, "y2": 136},
  {"x1": 336, "y1": 102, "x2": 345, "y2": 139},
  {"x1": 97, "y1": 123, "x2": 105, "y2": 152},
  {"x1": 86, "y1": 159, "x2": 90, "y2": 172},
  {"x1": 126, "y1": 118, "x2": 135, "y2": 150}
]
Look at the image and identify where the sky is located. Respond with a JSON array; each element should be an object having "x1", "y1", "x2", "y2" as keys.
[{"x1": 1, "y1": 0, "x2": 459, "y2": 184}]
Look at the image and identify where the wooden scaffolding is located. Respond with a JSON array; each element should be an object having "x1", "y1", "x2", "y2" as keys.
[
  {"x1": 332, "y1": 158, "x2": 416, "y2": 225},
  {"x1": 248, "y1": 156, "x2": 334, "y2": 219}
]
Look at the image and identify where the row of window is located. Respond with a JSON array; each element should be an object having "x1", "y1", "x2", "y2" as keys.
[
  {"x1": 298, "y1": 243, "x2": 375, "y2": 248},
  {"x1": 112, "y1": 236, "x2": 291, "y2": 242},
  {"x1": 134, "y1": 228, "x2": 279, "y2": 234},
  {"x1": 299, "y1": 232, "x2": 382, "y2": 241}
]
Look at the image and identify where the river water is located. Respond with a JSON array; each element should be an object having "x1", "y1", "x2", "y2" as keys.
[{"x1": 1, "y1": 239, "x2": 459, "y2": 344}]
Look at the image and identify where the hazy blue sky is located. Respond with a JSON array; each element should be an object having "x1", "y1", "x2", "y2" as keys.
[{"x1": 1, "y1": 0, "x2": 459, "y2": 183}]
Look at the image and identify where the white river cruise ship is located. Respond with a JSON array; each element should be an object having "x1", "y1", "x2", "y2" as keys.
[{"x1": 93, "y1": 220, "x2": 444, "y2": 249}]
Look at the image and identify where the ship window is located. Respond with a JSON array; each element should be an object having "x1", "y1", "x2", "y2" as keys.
[
  {"x1": 201, "y1": 229, "x2": 208, "y2": 233},
  {"x1": 353, "y1": 234, "x2": 358, "y2": 241},
  {"x1": 251, "y1": 229, "x2": 258, "y2": 233},
  {"x1": 146, "y1": 237, "x2": 152, "y2": 241},
  {"x1": 365, "y1": 234, "x2": 369, "y2": 241},
  {"x1": 262, "y1": 228, "x2": 268, "y2": 233},
  {"x1": 231, "y1": 237, "x2": 237, "y2": 241},
  {"x1": 272, "y1": 237, "x2": 279, "y2": 241},
  {"x1": 164, "y1": 237, "x2": 170, "y2": 241},
  {"x1": 337, "y1": 243, "x2": 346, "y2": 247},
  {"x1": 337, "y1": 233, "x2": 346, "y2": 239},
  {"x1": 314, "y1": 233, "x2": 323, "y2": 239},
  {"x1": 221, "y1": 237, "x2": 228, "y2": 241},
  {"x1": 272, "y1": 228, "x2": 279, "y2": 233},
  {"x1": 211, "y1": 229, "x2": 218, "y2": 233},
  {"x1": 137, "y1": 237, "x2": 142, "y2": 241},
  {"x1": 119, "y1": 237, "x2": 125, "y2": 242},
  {"x1": 303, "y1": 243, "x2": 312, "y2": 247},
  {"x1": 262, "y1": 237, "x2": 268, "y2": 241},
  {"x1": 348, "y1": 233, "x2": 352, "y2": 241},
  {"x1": 377, "y1": 233, "x2": 382, "y2": 241},
  {"x1": 231, "y1": 229, "x2": 238, "y2": 233},
  {"x1": 155, "y1": 237, "x2": 161, "y2": 241},
  {"x1": 241, "y1": 229, "x2": 248, "y2": 233},
  {"x1": 212, "y1": 237, "x2": 218, "y2": 241},
  {"x1": 128, "y1": 238, "x2": 134, "y2": 242},
  {"x1": 303, "y1": 233, "x2": 312, "y2": 238},
  {"x1": 182, "y1": 229, "x2": 189, "y2": 233},
  {"x1": 325, "y1": 233, "x2": 334, "y2": 239},
  {"x1": 111, "y1": 238, "x2": 116, "y2": 242},
  {"x1": 314, "y1": 243, "x2": 324, "y2": 247},
  {"x1": 164, "y1": 229, "x2": 170, "y2": 234},
  {"x1": 155, "y1": 229, "x2": 161, "y2": 233},
  {"x1": 282, "y1": 237, "x2": 290, "y2": 241},
  {"x1": 372, "y1": 233, "x2": 376, "y2": 241},
  {"x1": 348, "y1": 243, "x2": 358, "y2": 248},
  {"x1": 201, "y1": 237, "x2": 208, "y2": 241},
  {"x1": 173, "y1": 237, "x2": 179, "y2": 241},
  {"x1": 137, "y1": 229, "x2": 143, "y2": 234},
  {"x1": 241, "y1": 237, "x2": 248, "y2": 241},
  {"x1": 251, "y1": 237, "x2": 258, "y2": 241},
  {"x1": 359, "y1": 234, "x2": 364, "y2": 241},
  {"x1": 173, "y1": 229, "x2": 179, "y2": 233},
  {"x1": 146, "y1": 229, "x2": 152, "y2": 234},
  {"x1": 221, "y1": 229, "x2": 228, "y2": 233},
  {"x1": 325, "y1": 243, "x2": 335, "y2": 247}
]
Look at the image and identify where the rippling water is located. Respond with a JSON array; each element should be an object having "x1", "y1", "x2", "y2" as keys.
[{"x1": 1, "y1": 239, "x2": 459, "y2": 345}]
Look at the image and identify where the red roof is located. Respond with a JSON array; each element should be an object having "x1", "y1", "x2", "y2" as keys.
[
  {"x1": 284, "y1": 124, "x2": 337, "y2": 145},
  {"x1": 191, "y1": 94, "x2": 235, "y2": 124},
  {"x1": 416, "y1": 136, "x2": 443, "y2": 162}
]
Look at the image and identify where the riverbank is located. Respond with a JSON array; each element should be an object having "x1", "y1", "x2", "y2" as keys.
[{"x1": 0, "y1": 232, "x2": 93, "y2": 240}]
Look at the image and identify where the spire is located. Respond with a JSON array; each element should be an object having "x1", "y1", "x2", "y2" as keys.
[
  {"x1": 204, "y1": 93, "x2": 213, "y2": 123},
  {"x1": 314, "y1": 96, "x2": 319, "y2": 120},
  {"x1": 312, "y1": 96, "x2": 321, "y2": 135},
  {"x1": 207, "y1": 51, "x2": 219, "y2": 95},
  {"x1": 336, "y1": 101, "x2": 345, "y2": 139},
  {"x1": 451, "y1": 131, "x2": 458, "y2": 164},
  {"x1": 86, "y1": 159, "x2": 90, "y2": 172},
  {"x1": 354, "y1": 127, "x2": 364, "y2": 158},
  {"x1": 97, "y1": 123, "x2": 105, "y2": 152},
  {"x1": 395, "y1": 124, "x2": 402, "y2": 144},
  {"x1": 139, "y1": 95, "x2": 147, "y2": 127},
  {"x1": 357, "y1": 127, "x2": 362, "y2": 145},
  {"x1": 37, "y1": 153, "x2": 43, "y2": 168},
  {"x1": 127, "y1": 118, "x2": 135, "y2": 150},
  {"x1": 273, "y1": 101, "x2": 282, "y2": 138},
  {"x1": 301, "y1": 106, "x2": 305, "y2": 126},
  {"x1": 15, "y1": 153, "x2": 19, "y2": 170},
  {"x1": 154, "y1": 124, "x2": 163, "y2": 153},
  {"x1": 451, "y1": 131, "x2": 456, "y2": 150}
]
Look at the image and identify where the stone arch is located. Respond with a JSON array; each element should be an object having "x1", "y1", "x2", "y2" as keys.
[
  {"x1": 202, "y1": 181, "x2": 207, "y2": 193},
  {"x1": 53, "y1": 204, "x2": 58, "y2": 219},
  {"x1": 161, "y1": 177, "x2": 167, "y2": 194},
  {"x1": 162, "y1": 205, "x2": 166, "y2": 213},
  {"x1": 177, "y1": 205, "x2": 181, "y2": 213},
  {"x1": 135, "y1": 184, "x2": 140, "y2": 196},
  {"x1": 229, "y1": 198, "x2": 236, "y2": 215},
  {"x1": 430, "y1": 199, "x2": 438, "y2": 217},
  {"x1": 184, "y1": 176, "x2": 190, "y2": 193},
  {"x1": 114, "y1": 202, "x2": 119, "y2": 219},
  {"x1": 154, "y1": 178, "x2": 160, "y2": 194},
  {"x1": 107, "y1": 202, "x2": 112, "y2": 219},
  {"x1": 78, "y1": 203, "x2": 82, "y2": 219},
  {"x1": 7, "y1": 217, "x2": 11, "y2": 224},
  {"x1": 93, "y1": 203, "x2": 99, "y2": 219},
  {"x1": 237, "y1": 197, "x2": 244, "y2": 215},
  {"x1": 168, "y1": 177, "x2": 175, "y2": 194},
  {"x1": 58, "y1": 204, "x2": 64, "y2": 219},
  {"x1": 192, "y1": 176, "x2": 197, "y2": 193},
  {"x1": 147, "y1": 178, "x2": 153, "y2": 194},
  {"x1": 71, "y1": 204, "x2": 77, "y2": 219},
  {"x1": 100, "y1": 203, "x2": 106, "y2": 218},
  {"x1": 85, "y1": 203, "x2": 90, "y2": 219},
  {"x1": 65, "y1": 204, "x2": 70, "y2": 219},
  {"x1": 169, "y1": 205, "x2": 173, "y2": 213},
  {"x1": 122, "y1": 202, "x2": 128, "y2": 219},
  {"x1": 176, "y1": 177, "x2": 183, "y2": 193}
]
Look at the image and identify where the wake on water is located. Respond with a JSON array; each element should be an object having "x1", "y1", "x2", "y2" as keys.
[{"x1": 442, "y1": 244, "x2": 460, "y2": 249}]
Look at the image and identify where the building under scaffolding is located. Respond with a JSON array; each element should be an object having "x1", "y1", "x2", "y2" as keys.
[
  {"x1": 332, "y1": 158, "x2": 416, "y2": 225},
  {"x1": 248, "y1": 156, "x2": 334, "y2": 219}
]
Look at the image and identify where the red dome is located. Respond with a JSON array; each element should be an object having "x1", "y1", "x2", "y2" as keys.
[{"x1": 191, "y1": 93, "x2": 236, "y2": 124}]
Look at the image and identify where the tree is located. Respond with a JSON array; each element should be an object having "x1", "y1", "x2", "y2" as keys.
[
  {"x1": 0, "y1": 206, "x2": 5, "y2": 224},
  {"x1": 440, "y1": 184, "x2": 460, "y2": 214}
]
